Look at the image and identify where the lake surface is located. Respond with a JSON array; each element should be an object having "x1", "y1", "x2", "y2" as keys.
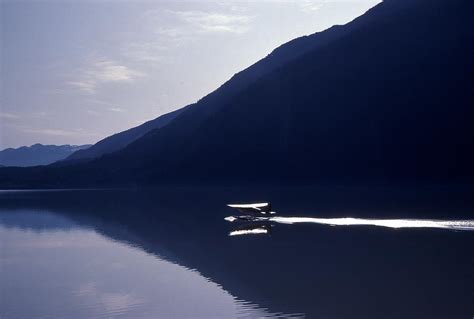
[{"x1": 1, "y1": 186, "x2": 473, "y2": 319}]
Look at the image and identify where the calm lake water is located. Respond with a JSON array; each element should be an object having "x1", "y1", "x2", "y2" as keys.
[{"x1": 1, "y1": 186, "x2": 473, "y2": 319}]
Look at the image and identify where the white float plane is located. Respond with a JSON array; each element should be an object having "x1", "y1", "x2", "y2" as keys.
[{"x1": 225, "y1": 203, "x2": 276, "y2": 235}]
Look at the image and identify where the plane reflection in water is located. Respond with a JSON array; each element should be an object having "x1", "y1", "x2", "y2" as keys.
[
  {"x1": 228, "y1": 222, "x2": 273, "y2": 236},
  {"x1": 226, "y1": 203, "x2": 474, "y2": 236}
]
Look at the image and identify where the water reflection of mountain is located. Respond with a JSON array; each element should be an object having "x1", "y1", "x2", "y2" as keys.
[{"x1": 1, "y1": 187, "x2": 473, "y2": 319}]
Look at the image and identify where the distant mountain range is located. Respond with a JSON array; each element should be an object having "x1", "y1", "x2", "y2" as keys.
[
  {"x1": 1, "y1": 0, "x2": 473, "y2": 188},
  {"x1": 0, "y1": 144, "x2": 91, "y2": 167}
]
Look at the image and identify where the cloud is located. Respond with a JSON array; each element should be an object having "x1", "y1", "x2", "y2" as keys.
[
  {"x1": 0, "y1": 112, "x2": 20, "y2": 120},
  {"x1": 158, "y1": 10, "x2": 252, "y2": 37},
  {"x1": 87, "y1": 98, "x2": 122, "y2": 108},
  {"x1": 155, "y1": 26, "x2": 190, "y2": 38},
  {"x1": 107, "y1": 107, "x2": 124, "y2": 113},
  {"x1": 297, "y1": 0, "x2": 379, "y2": 12},
  {"x1": 1, "y1": 110, "x2": 48, "y2": 128},
  {"x1": 86, "y1": 110, "x2": 101, "y2": 116},
  {"x1": 69, "y1": 80, "x2": 96, "y2": 93},
  {"x1": 299, "y1": 0, "x2": 325, "y2": 12},
  {"x1": 30, "y1": 111, "x2": 47, "y2": 118},
  {"x1": 86, "y1": 98, "x2": 126, "y2": 114},
  {"x1": 176, "y1": 10, "x2": 251, "y2": 33},
  {"x1": 70, "y1": 59, "x2": 144, "y2": 94},
  {"x1": 121, "y1": 42, "x2": 167, "y2": 63},
  {"x1": 21, "y1": 127, "x2": 99, "y2": 137}
]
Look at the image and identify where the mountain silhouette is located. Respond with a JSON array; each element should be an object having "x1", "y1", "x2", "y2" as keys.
[
  {"x1": 64, "y1": 107, "x2": 188, "y2": 162},
  {"x1": 0, "y1": 0, "x2": 472, "y2": 188},
  {"x1": 0, "y1": 144, "x2": 91, "y2": 167},
  {"x1": 65, "y1": 22, "x2": 350, "y2": 163}
]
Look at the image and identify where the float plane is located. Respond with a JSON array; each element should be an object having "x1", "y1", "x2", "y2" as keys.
[{"x1": 226, "y1": 202, "x2": 275, "y2": 235}]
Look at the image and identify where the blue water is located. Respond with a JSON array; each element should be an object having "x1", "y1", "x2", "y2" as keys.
[{"x1": 1, "y1": 187, "x2": 473, "y2": 318}]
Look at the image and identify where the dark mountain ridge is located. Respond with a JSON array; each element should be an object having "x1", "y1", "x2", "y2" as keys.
[
  {"x1": 1, "y1": 0, "x2": 473, "y2": 188},
  {"x1": 64, "y1": 19, "x2": 349, "y2": 164},
  {"x1": 64, "y1": 107, "x2": 188, "y2": 162}
]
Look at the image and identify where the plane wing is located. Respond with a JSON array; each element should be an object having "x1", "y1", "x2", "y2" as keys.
[{"x1": 227, "y1": 202, "x2": 275, "y2": 215}]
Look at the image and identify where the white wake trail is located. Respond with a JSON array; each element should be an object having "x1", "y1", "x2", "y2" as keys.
[{"x1": 268, "y1": 217, "x2": 474, "y2": 231}]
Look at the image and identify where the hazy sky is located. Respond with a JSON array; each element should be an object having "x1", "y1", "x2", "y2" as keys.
[{"x1": 0, "y1": 0, "x2": 379, "y2": 148}]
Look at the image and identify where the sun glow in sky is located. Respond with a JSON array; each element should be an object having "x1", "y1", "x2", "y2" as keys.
[{"x1": 0, "y1": 0, "x2": 379, "y2": 148}]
